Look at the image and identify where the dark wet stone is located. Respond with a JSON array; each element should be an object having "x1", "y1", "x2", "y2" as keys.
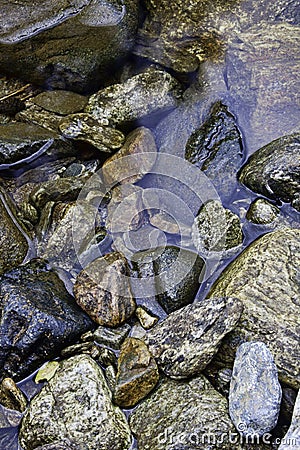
[
  {"x1": 129, "y1": 375, "x2": 239, "y2": 450},
  {"x1": 185, "y1": 102, "x2": 244, "y2": 200},
  {"x1": 19, "y1": 355, "x2": 132, "y2": 450},
  {"x1": 113, "y1": 337, "x2": 159, "y2": 408},
  {"x1": 0, "y1": 188, "x2": 29, "y2": 275},
  {"x1": 279, "y1": 390, "x2": 300, "y2": 449},
  {"x1": 208, "y1": 228, "x2": 300, "y2": 389},
  {"x1": 0, "y1": 259, "x2": 93, "y2": 381},
  {"x1": 74, "y1": 252, "x2": 136, "y2": 327},
  {"x1": 131, "y1": 246, "x2": 205, "y2": 314},
  {"x1": 0, "y1": 97, "x2": 25, "y2": 116},
  {"x1": 90, "y1": 323, "x2": 131, "y2": 350},
  {"x1": 239, "y1": 134, "x2": 300, "y2": 211},
  {"x1": 0, "y1": 123, "x2": 74, "y2": 165},
  {"x1": 32, "y1": 90, "x2": 88, "y2": 115},
  {"x1": 246, "y1": 199, "x2": 280, "y2": 224},
  {"x1": 0, "y1": 0, "x2": 139, "y2": 93},
  {"x1": 229, "y1": 342, "x2": 282, "y2": 437},
  {"x1": 85, "y1": 67, "x2": 182, "y2": 126},
  {"x1": 145, "y1": 297, "x2": 243, "y2": 379}
]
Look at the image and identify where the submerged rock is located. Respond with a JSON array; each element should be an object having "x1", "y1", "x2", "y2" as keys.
[
  {"x1": 74, "y1": 252, "x2": 136, "y2": 327},
  {"x1": 113, "y1": 337, "x2": 159, "y2": 408},
  {"x1": 279, "y1": 390, "x2": 300, "y2": 449},
  {"x1": 0, "y1": 259, "x2": 93, "y2": 381},
  {"x1": 129, "y1": 375, "x2": 239, "y2": 450},
  {"x1": 145, "y1": 297, "x2": 243, "y2": 379},
  {"x1": 32, "y1": 90, "x2": 88, "y2": 115},
  {"x1": 239, "y1": 134, "x2": 300, "y2": 211},
  {"x1": 229, "y1": 342, "x2": 282, "y2": 437},
  {"x1": 208, "y1": 229, "x2": 300, "y2": 388},
  {"x1": 85, "y1": 67, "x2": 182, "y2": 126},
  {"x1": 19, "y1": 355, "x2": 132, "y2": 450},
  {"x1": 0, "y1": 0, "x2": 139, "y2": 92},
  {"x1": 246, "y1": 198, "x2": 280, "y2": 225}
]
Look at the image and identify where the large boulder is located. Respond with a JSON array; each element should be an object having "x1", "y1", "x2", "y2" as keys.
[{"x1": 0, "y1": 0, "x2": 139, "y2": 92}]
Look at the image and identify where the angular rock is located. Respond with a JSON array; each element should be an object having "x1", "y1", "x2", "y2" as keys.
[
  {"x1": 229, "y1": 342, "x2": 282, "y2": 437},
  {"x1": 129, "y1": 375, "x2": 239, "y2": 450},
  {"x1": 85, "y1": 67, "x2": 182, "y2": 126},
  {"x1": 0, "y1": 378, "x2": 27, "y2": 412},
  {"x1": 87, "y1": 323, "x2": 131, "y2": 350},
  {"x1": 102, "y1": 127, "x2": 157, "y2": 185},
  {"x1": 59, "y1": 113, "x2": 125, "y2": 152},
  {"x1": 0, "y1": 0, "x2": 139, "y2": 92},
  {"x1": 208, "y1": 228, "x2": 300, "y2": 388},
  {"x1": 113, "y1": 337, "x2": 159, "y2": 408},
  {"x1": 74, "y1": 252, "x2": 136, "y2": 327},
  {"x1": 246, "y1": 199, "x2": 280, "y2": 225},
  {"x1": 239, "y1": 134, "x2": 300, "y2": 211},
  {"x1": 145, "y1": 297, "x2": 243, "y2": 379},
  {"x1": 0, "y1": 123, "x2": 74, "y2": 166},
  {"x1": 0, "y1": 259, "x2": 93, "y2": 381},
  {"x1": 0, "y1": 188, "x2": 29, "y2": 275},
  {"x1": 32, "y1": 90, "x2": 88, "y2": 115},
  {"x1": 19, "y1": 355, "x2": 132, "y2": 450},
  {"x1": 136, "y1": 305, "x2": 158, "y2": 330},
  {"x1": 191, "y1": 200, "x2": 243, "y2": 254},
  {"x1": 185, "y1": 102, "x2": 244, "y2": 200},
  {"x1": 131, "y1": 246, "x2": 205, "y2": 313},
  {"x1": 279, "y1": 390, "x2": 300, "y2": 449}
]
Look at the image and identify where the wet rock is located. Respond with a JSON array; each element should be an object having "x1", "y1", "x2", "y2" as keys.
[
  {"x1": 279, "y1": 390, "x2": 300, "y2": 449},
  {"x1": 32, "y1": 90, "x2": 88, "y2": 115},
  {"x1": 0, "y1": 259, "x2": 93, "y2": 381},
  {"x1": 229, "y1": 342, "x2": 282, "y2": 437},
  {"x1": 136, "y1": 305, "x2": 158, "y2": 330},
  {"x1": 19, "y1": 355, "x2": 132, "y2": 450},
  {"x1": 85, "y1": 67, "x2": 182, "y2": 126},
  {"x1": 192, "y1": 200, "x2": 243, "y2": 254},
  {"x1": 0, "y1": 378, "x2": 27, "y2": 412},
  {"x1": 239, "y1": 134, "x2": 300, "y2": 211},
  {"x1": 0, "y1": 123, "x2": 74, "y2": 166},
  {"x1": 226, "y1": 24, "x2": 300, "y2": 152},
  {"x1": 102, "y1": 126, "x2": 157, "y2": 185},
  {"x1": 246, "y1": 199, "x2": 280, "y2": 224},
  {"x1": 185, "y1": 102, "x2": 244, "y2": 200},
  {"x1": 0, "y1": 188, "x2": 29, "y2": 275},
  {"x1": 0, "y1": 0, "x2": 139, "y2": 93},
  {"x1": 145, "y1": 297, "x2": 243, "y2": 379},
  {"x1": 16, "y1": 103, "x2": 67, "y2": 133},
  {"x1": 113, "y1": 337, "x2": 159, "y2": 408},
  {"x1": 208, "y1": 228, "x2": 300, "y2": 388},
  {"x1": 59, "y1": 113, "x2": 125, "y2": 152},
  {"x1": 74, "y1": 252, "x2": 136, "y2": 327},
  {"x1": 88, "y1": 323, "x2": 131, "y2": 350},
  {"x1": 129, "y1": 374, "x2": 239, "y2": 450},
  {"x1": 131, "y1": 246, "x2": 205, "y2": 313}
]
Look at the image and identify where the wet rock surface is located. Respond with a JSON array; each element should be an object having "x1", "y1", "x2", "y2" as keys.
[
  {"x1": 279, "y1": 389, "x2": 300, "y2": 449},
  {"x1": 113, "y1": 337, "x2": 159, "y2": 408},
  {"x1": 229, "y1": 342, "x2": 282, "y2": 437},
  {"x1": 19, "y1": 354, "x2": 132, "y2": 450},
  {"x1": 246, "y1": 199, "x2": 280, "y2": 225},
  {"x1": 239, "y1": 134, "x2": 300, "y2": 211},
  {"x1": 130, "y1": 374, "x2": 239, "y2": 450},
  {"x1": 0, "y1": 259, "x2": 93, "y2": 381},
  {"x1": 209, "y1": 229, "x2": 300, "y2": 388},
  {"x1": 145, "y1": 297, "x2": 243, "y2": 379},
  {"x1": 74, "y1": 252, "x2": 136, "y2": 327},
  {"x1": 32, "y1": 90, "x2": 88, "y2": 115}
]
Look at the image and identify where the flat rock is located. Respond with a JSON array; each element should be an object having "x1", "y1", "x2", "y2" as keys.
[
  {"x1": 19, "y1": 354, "x2": 132, "y2": 450},
  {"x1": 129, "y1": 374, "x2": 239, "y2": 450},
  {"x1": 279, "y1": 389, "x2": 300, "y2": 449},
  {"x1": 0, "y1": 259, "x2": 93, "y2": 381},
  {"x1": 145, "y1": 297, "x2": 243, "y2": 379},
  {"x1": 239, "y1": 134, "x2": 300, "y2": 211},
  {"x1": 208, "y1": 228, "x2": 300, "y2": 388},
  {"x1": 32, "y1": 90, "x2": 88, "y2": 115},
  {"x1": 85, "y1": 67, "x2": 182, "y2": 126},
  {"x1": 113, "y1": 337, "x2": 159, "y2": 408},
  {"x1": 74, "y1": 252, "x2": 136, "y2": 327},
  {"x1": 229, "y1": 342, "x2": 282, "y2": 437}
]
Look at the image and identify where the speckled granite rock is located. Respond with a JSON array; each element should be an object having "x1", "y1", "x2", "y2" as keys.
[
  {"x1": 229, "y1": 342, "x2": 282, "y2": 437},
  {"x1": 145, "y1": 297, "x2": 243, "y2": 379},
  {"x1": 239, "y1": 134, "x2": 300, "y2": 211},
  {"x1": 74, "y1": 252, "x2": 136, "y2": 327},
  {"x1": 19, "y1": 355, "x2": 132, "y2": 450},
  {"x1": 246, "y1": 199, "x2": 280, "y2": 224},
  {"x1": 279, "y1": 389, "x2": 300, "y2": 449},
  {"x1": 208, "y1": 228, "x2": 300, "y2": 388},
  {"x1": 0, "y1": 0, "x2": 139, "y2": 92},
  {"x1": 129, "y1": 375, "x2": 240, "y2": 450}
]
